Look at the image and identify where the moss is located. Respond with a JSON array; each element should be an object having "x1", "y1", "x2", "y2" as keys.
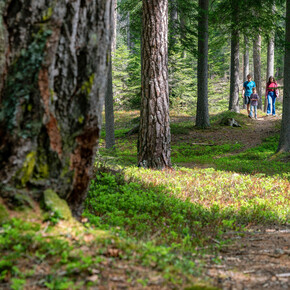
[
  {"x1": 0, "y1": 203, "x2": 9, "y2": 224},
  {"x1": 37, "y1": 162, "x2": 49, "y2": 178},
  {"x1": 16, "y1": 151, "x2": 37, "y2": 186},
  {"x1": 78, "y1": 116, "x2": 84, "y2": 124},
  {"x1": 44, "y1": 189, "x2": 72, "y2": 220},
  {"x1": 42, "y1": 7, "x2": 53, "y2": 21},
  {"x1": 0, "y1": 29, "x2": 52, "y2": 133},
  {"x1": 27, "y1": 104, "x2": 32, "y2": 112},
  {"x1": 81, "y1": 74, "x2": 95, "y2": 97}
]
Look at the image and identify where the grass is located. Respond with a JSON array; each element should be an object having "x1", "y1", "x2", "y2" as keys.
[{"x1": 1, "y1": 109, "x2": 289, "y2": 289}]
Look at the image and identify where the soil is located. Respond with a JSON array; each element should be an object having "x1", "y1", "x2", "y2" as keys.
[
  {"x1": 206, "y1": 227, "x2": 290, "y2": 290},
  {"x1": 171, "y1": 113, "x2": 281, "y2": 151},
  {"x1": 171, "y1": 113, "x2": 290, "y2": 289}
]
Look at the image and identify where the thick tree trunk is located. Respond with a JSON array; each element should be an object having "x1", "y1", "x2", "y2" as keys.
[
  {"x1": 196, "y1": 0, "x2": 210, "y2": 128},
  {"x1": 138, "y1": 0, "x2": 171, "y2": 169},
  {"x1": 229, "y1": 28, "x2": 240, "y2": 113},
  {"x1": 0, "y1": 0, "x2": 112, "y2": 212},
  {"x1": 253, "y1": 34, "x2": 262, "y2": 109},
  {"x1": 277, "y1": 0, "x2": 290, "y2": 152},
  {"x1": 265, "y1": 37, "x2": 275, "y2": 112}
]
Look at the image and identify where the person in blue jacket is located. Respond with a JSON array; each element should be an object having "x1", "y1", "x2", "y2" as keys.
[{"x1": 242, "y1": 74, "x2": 256, "y2": 117}]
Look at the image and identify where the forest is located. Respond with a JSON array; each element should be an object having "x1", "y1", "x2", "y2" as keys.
[{"x1": 0, "y1": 0, "x2": 289, "y2": 289}]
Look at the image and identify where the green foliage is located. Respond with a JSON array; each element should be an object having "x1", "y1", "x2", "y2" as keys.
[
  {"x1": 85, "y1": 171, "x2": 221, "y2": 245},
  {"x1": 169, "y1": 47, "x2": 197, "y2": 111},
  {"x1": 0, "y1": 218, "x2": 101, "y2": 289},
  {"x1": 112, "y1": 44, "x2": 141, "y2": 109},
  {"x1": 215, "y1": 134, "x2": 290, "y2": 176}
]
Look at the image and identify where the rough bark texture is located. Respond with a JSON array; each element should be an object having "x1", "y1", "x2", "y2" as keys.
[
  {"x1": 277, "y1": 0, "x2": 290, "y2": 152},
  {"x1": 0, "y1": 1, "x2": 5, "y2": 93},
  {"x1": 242, "y1": 35, "x2": 249, "y2": 110},
  {"x1": 105, "y1": 1, "x2": 115, "y2": 149},
  {"x1": 138, "y1": 0, "x2": 171, "y2": 169},
  {"x1": 105, "y1": 52, "x2": 115, "y2": 149},
  {"x1": 253, "y1": 34, "x2": 262, "y2": 109},
  {"x1": 229, "y1": 29, "x2": 240, "y2": 112},
  {"x1": 265, "y1": 37, "x2": 275, "y2": 112},
  {"x1": 196, "y1": 0, "x2": 210, "y2": 128},
  {"x1": 112, "y1": 0, "x2": 117, "y2": 53},
  {"x1": 0, "y1": 0, "x2": 112, "y2": 212}
]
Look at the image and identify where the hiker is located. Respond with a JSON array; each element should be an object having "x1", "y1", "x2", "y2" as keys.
[
  {"x1": 242, "y1": 74, "x2": 256, "y2": 117},
  {"x1": 265, "y1": 76, "x2": 279, "y2": 116},
  {"x1": 249, "y1": 87, "x2": 259, "y2": 119}
]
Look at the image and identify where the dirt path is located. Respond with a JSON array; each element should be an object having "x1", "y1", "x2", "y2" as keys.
[
  {"x1": 207, "y1": 227, "x2": 290, "y2": 290},
  {"x1": 175, "y1": 114, "x2": 290, "y2": 289},
  {"x1": 172, "y1": 114, "x2": 281, "y2": 151}
]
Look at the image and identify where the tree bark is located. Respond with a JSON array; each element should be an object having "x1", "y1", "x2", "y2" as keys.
[
  {"x1": 265, "y1": 36, "x2": 275, "y2": 112},
  {"x1": 0, "y1": 1, "x2": 5, "y2": 93},
  {"x1": 105, "y1": 1, "x2": 116, "y2": 149},
  {"x1": 242, "y1": 35, "x2": 249, "y2": 110},
  {"x1": 0, "y1": 0, "x2": 112, "y2": 212},
  {"x1": 112, "y1": 0, "x2": 118, "y2": 53},
  {"x1": 196, "y1": 0, "x2": 210, "y2": 128},
  {"x1": 277, "y1": 0, "x2": 290, "y2": 152},
  {"x1": 253, "y1": 34, "x2": 262, "y2": 109},
  {"x1": 138, "y1": 0, "x2": 171, "y2": 169},
  {"x1": 105, "y1": 51, "x2": 115, "y2": 149},
  {"x1": 229, "y1": 28, "x2": 240, "y2": 112},
  {"x1": 243, "y1": 35, "x2": 249, "y2": 83}
]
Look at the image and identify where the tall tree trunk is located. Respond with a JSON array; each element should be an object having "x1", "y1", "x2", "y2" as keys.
[
  {"x1": 277, "y1": 0, "x2": 290, "y2": 152},
  {"x1": 196, "y1": 0, "x2": 210, "y2": 128},
  {"x1": 112, "y1": 0, "x2": 118, "y2": 53},
  {"x1": 253, "y1": 34, "x2": 262, "y2": 109},
  {"x1": 0, "y1": 0, "x2": 112, "y2": 212},
  {"x1": 180, "y1": 16, "x2": 187, "y2": 58},
  {"x1": 243, "y1": 35, "x2": 249, "y2": 83},
  {"x1": 105, "y1": 0, "x2": 116, "y2": 149},
  {"x1": 229, "y1": 28, "x2": 240, "y2": 112},
  {"x1": 265, "y1": 36, "x2": 275, "y2": 112},
  {"x1": 0, "y1": 1, "x2": 5, "y2": 93},
  {"x1": 126, "y1": 12, "x2": 135, "y2": 53},
  {"x1": 105, "y1": 51, "x2": 115, "y2": 149},
  {"x1": 138, "y1": 0, "x2": 171, "y2": 169},
  {"x1": 243, "y1": 35, "x2": 249, "y2": 110}
]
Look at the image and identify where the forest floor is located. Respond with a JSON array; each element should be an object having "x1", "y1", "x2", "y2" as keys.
[
  {"x1": 171, "y1": 113, "x2": 290, "y2": 289},
  {"x1": 1, "y1": 110, "x2": 289, "y2": 290}
]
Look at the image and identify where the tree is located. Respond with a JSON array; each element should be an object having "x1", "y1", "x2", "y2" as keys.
[
  {"x1": 138, "y1": 0, "x2": 171, "y2": 169},
  {"x1": 277, "y1": 0, "x2": 290, "y2": 153},
  {"x1": 229, "y1": 0, "x2": 240, "y2": 113},
  {"x1": 196, "y1": 0, "x2": 210, "y2": 128},
  {"x1": 105, "y1": 0, "x2": 116, "y2": 149},
  {"x1": 0, "y1": 0, "x2": 113, "y2": 212},
  {"x1": 265, "y1": 4, "x2": 276, "y2": 112},
  {"x1": 243, "y1": 35, "x2": 249, "y2": 110},
  {"x1": 253, "y1": 34, "x2": 262, "y2": 109}
]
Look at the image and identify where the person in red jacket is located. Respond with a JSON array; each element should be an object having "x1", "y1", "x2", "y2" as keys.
[{"x1": 265, "y1": 76, "x2": 279, "y2": 116}]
